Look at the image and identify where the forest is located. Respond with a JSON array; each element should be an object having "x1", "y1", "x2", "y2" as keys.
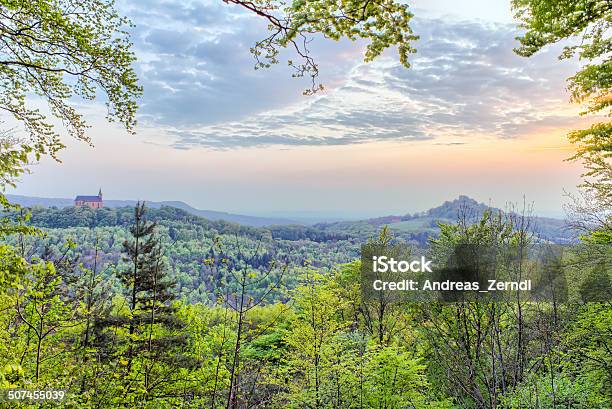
[{"x1": 0, "y1": 198, "x2": 609, "y2": 408}]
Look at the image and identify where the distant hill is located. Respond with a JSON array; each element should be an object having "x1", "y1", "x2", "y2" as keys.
[
  {"x1": 425, "y1": 195, "x2": 490, "y2": 219},
  {"x1": 315, "y1": 195, "x2": 575, "y2": 244},
  {"x1": 5, "y1": 194, "x2": 297, "y2": 227}
]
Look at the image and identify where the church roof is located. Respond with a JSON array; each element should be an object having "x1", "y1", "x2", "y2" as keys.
[{"x1": 75, "y1": 195, "x2": 102, "y2": 202}]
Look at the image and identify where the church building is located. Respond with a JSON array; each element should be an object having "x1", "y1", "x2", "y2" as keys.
[{"x1": 74, "y1": 189, "x2": 104, "y2": 209}]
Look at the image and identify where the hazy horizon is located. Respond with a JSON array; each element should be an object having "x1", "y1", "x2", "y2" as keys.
[{"x1": 6, "y1": 191, "x2": 569, "y2": 220}]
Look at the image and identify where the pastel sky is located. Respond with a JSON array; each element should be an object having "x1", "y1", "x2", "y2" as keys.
[{"x1": 9, "y1": 0, "x2": 593, "y2": 218}]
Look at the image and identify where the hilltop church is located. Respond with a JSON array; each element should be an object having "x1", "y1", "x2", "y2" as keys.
[{"x1": 74, "y1": 189, "x2": 104, "y2": 209}]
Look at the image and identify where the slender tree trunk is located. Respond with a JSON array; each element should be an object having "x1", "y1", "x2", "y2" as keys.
[
  {"x1": 127, "y1": 211, "x2": 141, "y2": 374},
  {"x1": 227, "y1": 277, "x2": 246, "y2": 409},
  {"x1": 211, "y1": 303, "x2": 230, "y2": 409},
  {"x1": 80, "y1": 241, "x2": 99, "y2": 393},
  {"x1": 35, "y1": 315, "x2": 43, "y2": 385}
]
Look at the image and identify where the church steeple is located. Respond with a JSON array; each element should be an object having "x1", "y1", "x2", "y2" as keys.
[{"x1": 98, "y1": 188, "x2": 103, "y2": 199}]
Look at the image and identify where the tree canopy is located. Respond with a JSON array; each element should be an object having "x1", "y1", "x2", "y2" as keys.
[
  {"x1": 513, "y1": 0, "x2": 611, "y2": 203},
  {"x1": 0, "y1": 0, "x2": 142, "y2": 159},
  {"x1": 225, "y1": 0, "x2": 418, "y2": 94}
]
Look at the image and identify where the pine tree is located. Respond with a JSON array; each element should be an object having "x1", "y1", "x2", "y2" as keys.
[{"x1": 93, "y1": 202, "x2": 194, "y2": 405}]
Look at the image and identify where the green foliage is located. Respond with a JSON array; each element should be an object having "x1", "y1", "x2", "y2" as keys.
[
  {"x1": 272, "y1": 265, "x2": 436, "y2": 408},
  {"x1": 0, "y1": 140, "x2": 40, "y2": 238},
  {"x1": 513, "y1": 0, "x2": 611, "y2": 201},
  {"x1": 562, "y1": 303, "x2": 612, "y2": 401},
  {"x1": 4, "y1": 205, "x2": 360, "y2": 303},
  {"x1": 501, "y1": 303, "x2": 612, "y2": 408},
  {"x1": 501, "y1": 371, "x2": 608, "y2": 409},
  {"x1": 15, "y1": 259, "x2": 77, "y2": 385},
  {"x1": 0, "y1": 0, "x2": 142, "y2": 158},
  {"x1": 91, "y1": 203, "x2": 194, "y2": 406},
  {"x1": 0, "y1": 0, "x2": 141, "y2": 277},
  {"x1": 0, "y1": 214, "x2": 609, "y2": 407},
  {"x1": 567, "y1": 122, "x2": 612, "y2": 199},
  {"x1": 227, "y1": 0, "x2": 418, "y2": 93}
]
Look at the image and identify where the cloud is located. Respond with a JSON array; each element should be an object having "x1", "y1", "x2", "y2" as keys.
[
  {"x1": 120, "y1": 0, "x2": 359, "y2": 127},
  {"x1": 119, "y1": 1, "x2": 581, "y2": 149}
]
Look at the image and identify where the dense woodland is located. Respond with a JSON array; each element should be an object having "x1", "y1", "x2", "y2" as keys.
[
  {"x1": 0, "y1": 200, "x2": 576, "y2": 304},
  {"x1": 0, "y1": 200, "x2": 609, "y2": 408},
  {"x1": 3, "y1": 205, "x2": 360, "y2": 303}
]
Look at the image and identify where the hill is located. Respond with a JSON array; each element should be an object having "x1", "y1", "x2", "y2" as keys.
[
  {"x1": 6, "y1": 194, "x2": 296, "y2": 227},
  {"x1": 315, "y1": 195, "x2": 575, "y2": 244}
]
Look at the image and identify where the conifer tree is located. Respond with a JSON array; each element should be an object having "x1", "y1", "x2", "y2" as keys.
[{"x1": 93, "y1": 202, "x2": 193, "y2": 405}]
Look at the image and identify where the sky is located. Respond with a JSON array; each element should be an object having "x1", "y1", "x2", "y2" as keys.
[{"x1": 8, "y1": 0, "x2": 594, "y2": 218}]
